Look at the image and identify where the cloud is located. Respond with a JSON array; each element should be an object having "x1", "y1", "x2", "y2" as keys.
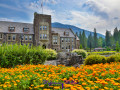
[
  {"x1": 0, "y1": 3, "x2": 26, "y2": 12},
  {"x1": 114, "y1": 17, "x2": 119, "y2": 20},
  {"x1": 0, "y1": 18, "x2": 13, "y2": 21},
  {"x1": 82, "y1": 0, "x2": 109, "y2": 19},
  {"x1": 67, "y1": 0, "x2": 120, "y2": 35}
]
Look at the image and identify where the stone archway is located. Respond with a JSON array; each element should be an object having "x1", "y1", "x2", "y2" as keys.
[{"x1": 42, "y1": 44, "x2": 46, "y2": 49}]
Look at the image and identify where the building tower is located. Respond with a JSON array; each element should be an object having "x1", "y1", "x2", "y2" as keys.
[{"x1": 33, "y1": 12, "x2": 52, "y2": 48}]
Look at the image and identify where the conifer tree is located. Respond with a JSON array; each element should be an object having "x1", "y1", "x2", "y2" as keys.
[{"x1": 94, "y1": 28, "x2": 98, "y2": 48}]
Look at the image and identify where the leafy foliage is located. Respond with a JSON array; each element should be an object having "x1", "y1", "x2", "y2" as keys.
[
  {"x1": 88, "y1": 51, "x2": 117, "y2": 55},
  {"x1": 106, "y1": 53, "x2": 120, "y2": 63},
  {"x1": 72, "y1": 49, "x2": 88, "y2": 58},
  {"x1": 84, "y1": 55, "x2": 107, "y2": 65},
  {"x1": 0, "y1": 44, "x2": 48, "y2": 68},
  {"x1": 45, "y1": 49, "x2": 57, "y2": 60}
]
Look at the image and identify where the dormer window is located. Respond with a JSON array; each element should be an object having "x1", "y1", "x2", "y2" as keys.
[
  {"x1": 23, "y1": 28, "x2": 29, "y2": 32},
  {"x1": 9, "y1": 27, "x2": 15, "y2": 32},
  {"x1": 64, "y1": 32, "x2": 69, "y2": 36}
]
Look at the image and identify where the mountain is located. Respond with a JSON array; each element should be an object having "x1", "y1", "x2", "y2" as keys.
[{"x1": 52, "y1": 22, "x2": 105, "y2": 38}]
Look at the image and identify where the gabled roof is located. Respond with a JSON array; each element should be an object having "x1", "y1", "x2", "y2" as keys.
[
  {"x1": 69, "y1": 28, "x2": 79, "y2": 40},
  {"x1": 0, "y1": 21, "x2": 34, "y2": 34},
  {"x1": 52, "y1": 28, "x2": 75, "y2": 38}
]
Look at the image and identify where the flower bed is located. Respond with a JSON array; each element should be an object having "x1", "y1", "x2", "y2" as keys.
[{"x1": 0, "y1": 62, "x2": 120, "y2": 90}]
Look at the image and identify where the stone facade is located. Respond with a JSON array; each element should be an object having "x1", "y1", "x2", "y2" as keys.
[{"x1": 0, "y1": 12, "x2": 80, "y2": 52}]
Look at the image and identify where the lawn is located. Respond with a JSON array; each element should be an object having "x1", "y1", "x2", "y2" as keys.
[{"x1": 0, "y1": 62, "x2": 120, "y2": 90}]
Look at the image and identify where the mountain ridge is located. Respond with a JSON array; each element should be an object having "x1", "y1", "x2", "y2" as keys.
[{"x1": 52, "y1": 22, "x2": 105, "y2": 38}]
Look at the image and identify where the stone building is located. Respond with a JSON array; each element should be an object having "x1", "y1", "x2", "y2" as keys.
[{"x1": 0, "y1": 12, "x2": 80, "y2": 52}]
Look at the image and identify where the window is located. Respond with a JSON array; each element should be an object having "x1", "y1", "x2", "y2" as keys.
[
  {"x1": 40, "y1": 34, "x2": 42, "y2": 39},
  {"x1": 21, "y1": 35, "x2": 24, "y2": 41},
  {"x1": 45, "y1": 34, "x2": 47, "y2": 39},
  {"x1": 45, "y1": 26, "x2": 47, "y2": 30},
  {"x1": 43, "y1": 26, "x2": 45, "y2": 30},
  {"x1": 72, "y1": 45, "x2": 74, "y2": 50},
  {"x1": 64, "y1": 32, "x2": 69, "y2": 36},
  {"x1": 72, "y1": 38, "x2": 74, "y2": 42},
  {"x1": 68, "y1": 38, "x2": 70, "y2": 42},
  {"x1": 23, "y1": 28, "x2": 29, "y2": 32},
  {"x1": 8, "y1": 34, "x2": 11, "y2": 41},
  {"x1": 69, "y1": 45, "x2": 70, "y2": 49},
  {"x1": 66, "y1": 38, "x2": 68, "y2": 42},
  {"x1": 66, "y1": 46, "x2": 68, "y2": 49},
  {"x1": 9, "y1": 27, "x2": 15, "y2": 32},
  {"x1": 29, "y1": 43, "x2": 32, "y2": 47},
  {"x1": 40, "y1": 26, "x2": 42, "y2": 30},
  {"x1": 25, "y1": 35, "x2": 28, "y2": 40},
  {"x1": 12, "y1": 34, "x2": 16, "y2": 41},
  {"x1": 65, "y1": 32, "x2": 69, "y2": 36},
  {"x1": 61, "y1": 45, "x2": 64, "y2": 49},
  {"x1": 61, "y1": 38, "x2": 64, "y2": 42},
  {"x1": 29, "y1": 35, "x2": 32, "y2": 41},
  {"x1": 53, "y1": 36, "x2": 58, "y2": 44},
  {"x1": 0, "y1": 34, "x2": 3, "y2": 39},
  {"x1": 43, "y1": 34, "x2": 45, "y2": 39}
]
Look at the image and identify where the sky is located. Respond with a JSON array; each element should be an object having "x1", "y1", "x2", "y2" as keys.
[{"x1": 0, "y1": 0, "x2": 120, "y2": 35}]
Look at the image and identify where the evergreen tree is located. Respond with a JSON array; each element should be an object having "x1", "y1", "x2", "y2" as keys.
[
  {"x1": 119, "y1": 30, "x2": 120, "y2": 44},
  {"x1": 93, "y1": 28, "x2": 98, "y2": 48},
  {"x1": 87, "y1": 33, "x2": 92, "y2": 51},
  {"x1": 76, "y1": 32, "x2": 78, "y2": 37},
  {"x1": 87, "y1": 33, "x2": 92, "y2": 48},
  {"x1": 79, "y1": 31, "x2": 82, "y2": 45},
  {"x1": 79, "y1": 44, "x2": 83, "y2": 49},
  {"x1": 113, "y1": 27, "x2": 119, "y2": 43},
  {"x1": 82, "y1": 30, "x2": 87, "y2": 49},
  {"x1": 116, "y1": 41, "x2": 119, "y2": 52},
  {"x1": 98, "y1": 37, "x2": 103, "y2": 47},
  {"x1": 105, "y1": 30, "x2": 111, "y2": 47}
]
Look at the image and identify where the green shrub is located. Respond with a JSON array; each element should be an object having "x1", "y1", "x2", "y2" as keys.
[
  {"x1": 45, "y1": 49, "x2": 57, "y2": 60},
  {"x1": 0, "y1": 44, "x2": 47, "y2": 68},
  {"x1": 107, "y1": 53, "x2": 120, "y2": 63},
  {"x1": 88, "y1": 51, "x2": 117, "y2": 55},
  {"x1": 84, "y1": 55, "x2": 107, "y2": 65},
  {"x1": 72, "y1": 49, "x2": 88, "y2": 58}
]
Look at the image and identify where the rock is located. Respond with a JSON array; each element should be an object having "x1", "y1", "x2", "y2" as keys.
[{"x1": 73, "y1": 63, "x2": 81, "y2": 68}]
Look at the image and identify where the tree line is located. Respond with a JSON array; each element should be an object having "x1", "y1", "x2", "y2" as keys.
[{"x1": 77, "y1": 27, "x2": 120, "y2": 51}]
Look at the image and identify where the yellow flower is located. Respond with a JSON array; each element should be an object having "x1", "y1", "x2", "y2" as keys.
[
  {"x1": 14, "y1": 83, "x2": 17, "y2": 86},
  {"x1": 54, "y1": 86, "x2": 60, "y2": 89},
  {"x1": 31, "y1": 84, "x2": 34, "y2": 87},
  {"x1": 104, "y1": 87, "x2": 109, "y2": 90},
  {"x1": 3, "y1": 85, "x2": 7, "y2": 88},
  {"x1": 39, "y1": 84, "x2": 44, "y2": 87},
  {"x1": 43, "y1": 89, "x2": 51, "y2": 90},
  {"x1": 82, "y1": 82, "x2": 87, "y2": 86}
]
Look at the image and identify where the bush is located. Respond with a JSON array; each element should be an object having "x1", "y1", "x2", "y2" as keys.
[
  {"x1": 88, "y1": 51, "x2": 116, "y2": 55},
  {"x1": 84, "y1": 55, "x2": 107, "y2": 65},
  {"x1": 107, "y1": 53, "x2": 120, "y2": 63},
  {"x1": 72, "y1": 49, "x2": 88, "y2": 58},
  {"x1": 0, "y1": 44, "x2": 47, "y2": 68},
  {"x1": 45, "y1": 49, "x2": 57, "y2": 60}
]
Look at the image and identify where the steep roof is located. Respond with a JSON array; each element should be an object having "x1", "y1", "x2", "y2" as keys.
[
  {"x1": 52, "y1": 28, "x2": 75, "y2": 38},
  {"x1": 0, "y1": 21, "x2": 34, "y2": 34}
]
